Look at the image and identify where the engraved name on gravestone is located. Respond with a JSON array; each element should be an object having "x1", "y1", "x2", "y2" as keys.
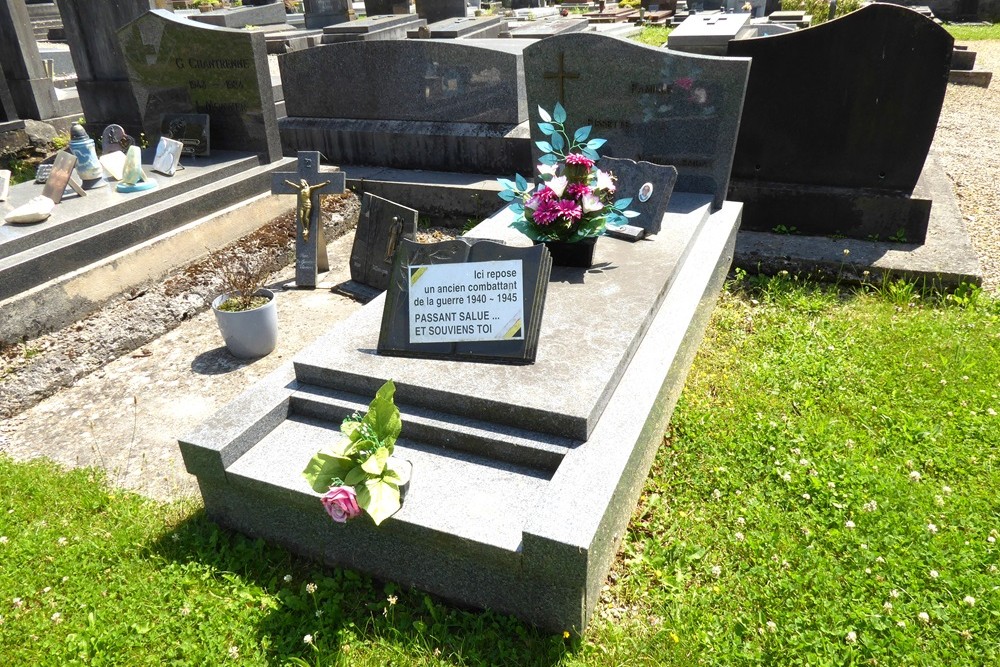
[
  {"x1": 349, "y1": 193, "x2": 418, "y2": 293},
  {"x1": 271, "y1": 151, "x2": 346, "y2": 289},
  {"x1": 378, "y1": 239, "x2": 552, "y2": 364},
  {"x1": 523, "y1": 33, "x2": 750, "y2": 210},
  {"x1": 117, "y1": 10, "x2": 280, "y2": 163}
]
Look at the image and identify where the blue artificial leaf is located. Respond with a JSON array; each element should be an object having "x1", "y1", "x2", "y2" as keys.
[
  {"x1": 551, "y1": 132, "x2": 565, "y2": 152},
  {"x1": 535, "y1": 140, "x2": 554, "y2": 154},
  {"x1": 614, "y1": 197, "x2": 633, "y2": 209},
  {"x1": 510, "y1": 202, "x2": 524, "y2": 214},
  {"x1": 539, "y1": 153, "x2": 559, "y2": 166},
  {"x1": 498, "y1": 189, "x2": 517, "y2": 202},
  {"x1": 581, "y1": 148, "x2": 599, "y2": 161},
  {"x1": 515, "y1": 173, "x2": 528, "y2": 191},
  {"x1": 538, "y1": 106, "x2": 552, "y2": 123},
  {"x1": 553, "y1": 102, "x2": 567, "y2": 124},
  {"x1": 573, "y1": 125, "x2": 592, "y2": 143},
  {"x1": 624, "y1": 210, "x2": 641, "y2": 218},
  {"x1": 497, "y1": 178, "x2": 516, "y2": 190},
  {"x1": 586, "y1": 138, "x2": 607, "y2": 150},
  {"x1": 538, "y1": 122, "x2": 556, "y2": 136},
  {"x1": 606, "y1": 212, "x2": 626, "y2": 227}
]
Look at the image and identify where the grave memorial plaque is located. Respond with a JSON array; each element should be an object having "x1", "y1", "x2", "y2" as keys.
[
  {"x1": 349, "y1": 193, "x2": 419, "y2": 293},
  {"x1": 101, "y1": 124, "x2": 134, "y2": 154},
  {"x1": 524, "y1": 33, "x2": 749, "y2": 210},
  {"x1": 378, "y1": 239, "x2": 552, "y2": 364},
  {"x1": 600, "y1": 156, "x2": 678, "y2": 236},
  {"x1": 118, "y1": 9, "x2": 281, "y2": 163},
  {"x1": 160, "y1": 113, "x2": 210, "y2": 157},
  {"x1": 41, "y1": 152, "x2": 80, "y2": 205},
  {"x1": 270, "y1": 151, "x2": 346, "y2": 288}
]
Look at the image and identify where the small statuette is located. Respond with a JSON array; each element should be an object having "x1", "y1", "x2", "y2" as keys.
[{"x1": 4, "y1": 195, "x2": 55, "y2": 224}]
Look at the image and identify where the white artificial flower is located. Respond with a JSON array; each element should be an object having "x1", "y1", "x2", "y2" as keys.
[
  {"x1": 593, "y1": 170, "x2": 615, "y2": 192},
  {"x1": 548, "y1": 175, "x2": 568, "y2": 198},
  {"x1": 581, "y1": 193, "x2": 604, "y2": 213},
  {"x1": 537, "y1": 163, "x2": 559, "y2": 177}
]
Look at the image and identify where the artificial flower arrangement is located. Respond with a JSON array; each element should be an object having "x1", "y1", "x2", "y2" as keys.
[
  {"x1": 497, "y1": 102, "x2": 639, "y2": 243},
  {"x1": 302, "y1": 380, "x2": 410, "y2": 526}
]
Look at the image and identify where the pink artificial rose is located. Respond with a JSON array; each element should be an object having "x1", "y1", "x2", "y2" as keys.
[{"x1": 321, "y1": 486, "x2": 362, "y2": 523}]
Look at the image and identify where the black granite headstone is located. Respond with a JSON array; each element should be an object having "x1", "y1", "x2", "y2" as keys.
[
  {"x1": 726, "y1": 4, "x2": 953, "y2": 242},
  {"x1": 117, "y1": 9, "x2": 281, "y2": 163},
  {"x1": 350, "y1": 193, "x2": 418, "y2": 293},
  {"x1": 270, "y1": 151, "x2": 346, "y2": 288},
  {"x1": 378, "y1": 239, "x2": 552, "y2": 364},
  {"x1": 599, "y1": 157, "x2": 678, "y2": 236}
]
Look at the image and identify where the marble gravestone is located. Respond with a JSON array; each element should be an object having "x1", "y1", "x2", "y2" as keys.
[
  {"x1": 347, "y1": 193, "x2": 418, "y2": 297},
  {"x1": 118, "y1": 9, "x2": 281, "y2": 163},
  {"x1": 524, "y1": 33, "x2": 750, "y2": 210},
  {"x1": 727, "y1": 4, "x2": 953, "y2": 242},
  {"x1": 270, "y1": 151, "x2": 346, "y2": 288}
]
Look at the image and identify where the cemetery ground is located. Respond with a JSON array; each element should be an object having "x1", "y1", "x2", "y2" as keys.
[{"x1": 1, "y1": 27, "x2": 1000, "y2": 667}]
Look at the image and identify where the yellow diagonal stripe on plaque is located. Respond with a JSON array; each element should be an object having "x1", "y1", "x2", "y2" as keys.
[
  {"x1": 503, "y1": 319, "x2": 522, "y2": 339},
  {"x1": 409, "y1": 266, "x2": 427, "y2": 286}
]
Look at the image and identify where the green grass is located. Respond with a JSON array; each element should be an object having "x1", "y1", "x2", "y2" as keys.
[
  {"x1": 633, "y1": 24, "x2": 673, "y2": 48},
  {"x1": 2, "y1": 276, "x2": 1000, "y2": 665},
  {"x1": 945, "y1": 23, "x2": 1000, "y2": 41}
]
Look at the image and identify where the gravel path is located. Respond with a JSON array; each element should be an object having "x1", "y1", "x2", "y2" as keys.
[{"x1": 931, "y1": 40, "x2": 1000, "y2": 291}]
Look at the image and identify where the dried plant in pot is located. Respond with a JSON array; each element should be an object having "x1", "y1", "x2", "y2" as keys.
[{"x1": 209, "y1": 241, "x2": 288, "y2": 359}]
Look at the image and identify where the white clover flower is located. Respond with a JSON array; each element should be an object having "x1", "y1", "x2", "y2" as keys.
[
  {"x1": 12, "y1": 598, "x2": 22, "y2": 608},
  {"x1": 845, "y1": 520, "x2": 856, "y2": 530},
  {"x1": 734, "y1": 532, "x2": 745, "y2": 542},
  {"x1": 306, "y1": 582, "x2": 317, "y2": 594},
  {"x1": 988, "y1": 408, "x2": 997, "y2": 416},
  {"x1": 315, "y1": 610, "x2": 323, "y2": 618},
  {"x1": 961, "y1": 629, "x2": 973, "y2": 640},
  {"x1": 828, "y1": 481, "x2": 836, "y2": 489},
  {"x1": 930, "y1": 570, "x2": 939, "y2": 579},
  {"x1": 766, "y1": 620, "x2": 777, "y2": 633},
  {"x1": 736, "y1": 517, "x2": 746, "y2": 526},
  {"x1": 283, "y1": 574, "x2": 292, "y2": 583},
  {"x1": 863, "y1": 500, "x2": 878, "y2": 513},
  {"x1": 791, "y1": 447, "x2": 801, "y2": 456},
  {"x1": 799, "y1": 459, "x2": 809, "y2": 467},
  {"x1": 928, "y1": 523, "x2": 938, "y2": 534},
  {"x1": 712, "y1": 489, "x2": 722, "y2": 500},
  {"x1": 943, "y1": 485, "x2": 952, "y2": 494},
  {"x1": 0, "y1": 536, "x2": 7, "y2": 544},
  {"x1": 51, "y1": 612, "x2": 62, "y2": 623},
  {"x1": 711, "y1": 565, "x2": 722, "y2": 577},
  {"x1": 802, "y1": 493, "x2": 811, "y2": 501},
  {"x1": 181, "y1": 606, "x2": 191, "y2": 616},
  {"x1": 845, "y1": 630, "x2": 857, "y2": 644},
  {"x1": 876, "y1": 556, "x2": 885, "y2": 563},
  {"x1": 897, "y1": 620, "x2": 906, "y2": 628},
  {"x1": 57, "y1": 537, "x2": 67, "y2": 546},
  {"x1": 860, "y1": 543, "x2": 868, "y2": 550},
  {"x1": 884, "y1": 602, "x2": 893, "y2": 612},
  {"x1": 988, "y1": 536, "x2": 996, "y2": 544},
  {"x1": 935, "y1": 495, "x2": 945, "y2": 507},
  {"x1": 782, "y1": 472, "x2": 792, "y2": 483},
  {"x1": 964, "y1": 596, "x2": 976, "y2": 606},
  {"x1": 918, "y1": 612, "x2": 930, "y2": 624},
  {"x1": 909, "y1": 471, "x2": 922, "y2": 482},
  {"x1": 228, "y1": 646, "x2": 239, "y2": 659},
  {"x1": 303, "y1": 634, "x2": 314, "y2": 645}
]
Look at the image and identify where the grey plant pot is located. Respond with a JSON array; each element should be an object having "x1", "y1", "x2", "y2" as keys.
[{"x1": 211, "y1": 288, "x2": 278, "y2": 359}]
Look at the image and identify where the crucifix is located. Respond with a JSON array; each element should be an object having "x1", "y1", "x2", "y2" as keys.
[
  {"x1": 271, "y1": 151, "x2": 346, "y2": 288},
  {"x1": 543, "y1": 52, "x2": 580, "y2": 105}
]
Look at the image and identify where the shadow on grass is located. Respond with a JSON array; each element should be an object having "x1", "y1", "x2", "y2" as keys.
[{"x1": 151, "y1": 509, "x2": 573, "y2": 667}]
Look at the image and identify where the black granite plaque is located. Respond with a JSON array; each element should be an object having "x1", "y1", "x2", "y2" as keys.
[
  {"x1": 378, "y1": 239, "x2": 552, "y2": 364},
  {"x1": 599, "y1": 156, "x2": 678, "y2": 236},
  {"x1": 350, "y1": 193, "x2": 418, "y2": 292},
  {"x1": 271, "y1": 151, "x2": 346, "y2": 289},
  {"x1": 726, "y1": 4, "x2": 953, "y2": 241},
  {"x1": 160, "y1": 113, "x2": 210, "y2": 157},
  {"x1": 117, "y1": 9, "x2": 281, "y2": 163},
  {"x1": 524, "y1": 33, "x2": 749, "y2": 211}
]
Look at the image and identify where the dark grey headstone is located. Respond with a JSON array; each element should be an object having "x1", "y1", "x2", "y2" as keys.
[
  {"x1": 362, "y1": 0, "x2": 411, "y2": 16},
  {"x1": 378, "y1": 238, "x2": 551, "y2": 364},
  {"x1": 727, "y1": 4, "x2": 953, "y2": 241},
  {"x1": 189, "y1": 3, "x2": 287, "y2": 27},
  {"x1": 524, "y1": 33, "x2": 749, "y2": 211},
  {"x1": 599, "y1": 156, "x2": 678, "y2": 236},
  {"x1": 118, "y1": 9, "x2": 281, "y2": 163},
  {"x1": 303, "y1": 0, "x2": 353, "y2": 29},
  {"x1": 281, "y1": 39, "x2": 527, "y2": 124},
  {"x1": 350, "y1": 193, "x2": 418, "y2": 292},
  {"x1": 414, "y1": 0, "x2": 467, "y2": 24},
  {"x1": 270, "y1": 151, "x2": 346, "y2": 288}
]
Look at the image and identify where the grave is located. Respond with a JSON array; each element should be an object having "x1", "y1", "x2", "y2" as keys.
[
  {"x1": 342, "y1": 192, "x2": 418, "y2": 300},
  {"x1": 506, "y1": 16, "x2": 590, "y2": 38},
  {"x1": 727, "y1": 3, "x2": 953, "y2": 241},
  {"x1": 666, "y1": 12, "x2": 754, "y2": 55},
  {"x1": 179, "y1": 31, "x2": 749, "y2": 633},
  {"x1": 407, "y1": 15, "x2": 507, "y2": 39},
  {"x1": 414, "y1": 0, "x2": 468, "y2": 24},
  {"x1": 118, "y1": 9, "x2": 282, "y2": 163},
  {"x1": 189, "y1": 2, "x2": 287, "y2": 27},
  {"x1": 302, "y1": 0, "x2": 354, "y2": 29},
  {"x1": 0, "y1": 0, "x2": 80, "y2": 122},
  {"x1": 363, "y1": 0, "x2": 410, "y2": 15},
  {"x1": 524, "y1": 32, "x2": 751, "y2": 210},
  {"x1": 320, "y1": 14, "x2": 424, "y2": 43},
  {"x1": 279, "y1": 39, "x2": 530, "y2": 174}
]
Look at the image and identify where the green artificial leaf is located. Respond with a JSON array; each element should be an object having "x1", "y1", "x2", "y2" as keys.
[
  {"x1": 515, "y1": 173, "x2": 528, "y2": 191},
  {"x1": 361, "y1": 447, "x2": 389, "y2": 475},
  {"x1": 538, "y1": 105, "x2": 552, "y2": 123},
  {"x1": 344, "y1": 465, "x2": 368, "y2": 487},
  {"x1": 302, "y1": 452, "x2": 355, "y2": 493},
  {"x1": 586, "y1": 138, "x2": 607, "y2": 151},
  {"x1": 535, "y1": 140, "x2": 554, "y2": 154},
  {"x1": 384, "y1": 458, "x2": 411, "y2": 486},
  {"x1": 573, "y1": 125, "x2": 592, "y2": 143},
  {"x1": 365, "y1": 380, "x2": 401, "y2": 450},
  {"x1": 553, "y1": 101, "x2": 567, "y2": 124},
  {"x1": 341, "y1": 419, "x2": 362, "y2": 441},
  {"x1": 614, "y1": 197, "x2": 634, "y2": 209},
  {"x1": 357, "y1": 478, "x2": 401, "y2": 526},
  {"x1": 551, "y1": 132, "x2": 565, "y2": 152},
  {"x1": 538, "y1": 122, "x2": 556, "y2": 136}
]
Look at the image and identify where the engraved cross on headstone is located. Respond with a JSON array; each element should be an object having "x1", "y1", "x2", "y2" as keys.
[
  {"x1": 271, "y1": 151, "x2": 346, "y2": 288},
  {"x1": 543, "y1": 52, "x2": 579, "y2": 105}
]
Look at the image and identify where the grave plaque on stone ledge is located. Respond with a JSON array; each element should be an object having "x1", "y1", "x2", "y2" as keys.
[
  {"x1": 118, "y1": 9, "x2": 281, "y2": 163},
  {"x1": 600, "y1": 156, "x2": 678, "y2": 236},
  {"x1": 348, "y1": 193, "x2": 419, "y2": 294},
  {"x1": 378, "y1": 239, "x2": 552, "y2": 364}
]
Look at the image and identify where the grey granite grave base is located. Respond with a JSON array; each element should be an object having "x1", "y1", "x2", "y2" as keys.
[
  {"x1": 279, "y1": 117, "x2": 531, "y2": 175},
  {"x1": 180, "y1": 193, "x2": 742, "y2": 633}
]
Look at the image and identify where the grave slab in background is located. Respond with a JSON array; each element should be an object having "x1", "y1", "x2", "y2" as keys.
[
  {"x1": 524, "y1": 32, "x2": 750, "y2": 210},
  {"x1": 118, "y1": 9, "x2": 281, "y2": 163},
  {"x1": 667, "y1": 12, "x2": 753, "y2": 55},
  {"x1": 180, "y1": 192, "x2": 742, "y2": 633},
  {"x1": 321, "y1": 14, "x2": 424, "y2": 42},
  {"x1": 506, "y1": 16, "x2": 589, "y2": 38},
  {"x1": 726, "y1": 4, "x2": 953, "y2": 242},
  {"x1": 414, "y1": 0, "x2": 467, "y2": 24},
  {"x1": 407, "y1": 15, "x2": 506, "y2": 39},
  {"x1": 189, "y1": 2, "x2": 287, "y2": 27}
]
